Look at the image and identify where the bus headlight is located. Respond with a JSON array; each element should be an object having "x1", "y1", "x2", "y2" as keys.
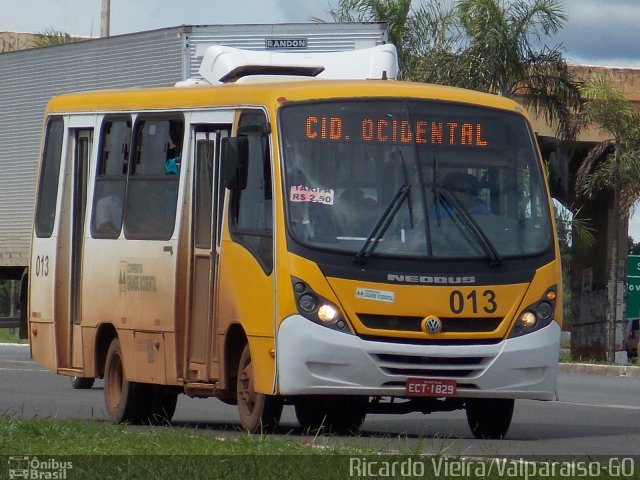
[
  {"x1": 318, "y1": 304, "x2": 339, "y2": 324},
  {"x1": 509, "y1": 286, "x2": 557, "y2": 338},
  {"x1": 291, "y1": 277, "x2": 352, "y2": 333},
  {"x1": 536, "y1": 301, "x2": 553, "y2": 320},
  {"x1": 299, "y1": 294, "x2": 317, "y2": 313},
  {"x1": 519, "y1": 311, "x2": 537, "y2": 328}
]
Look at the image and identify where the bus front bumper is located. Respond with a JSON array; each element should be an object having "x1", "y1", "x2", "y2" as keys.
[{"x1": 276, "y1": 315, "x2": 561, "y2": 400}]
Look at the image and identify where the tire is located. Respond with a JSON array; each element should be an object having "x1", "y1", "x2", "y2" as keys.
[
  {"x1": 236, "y1": 344, "x2": 283, "y2": 433},
  {"x1": 148, "y1": 387, "x2": 178, "y2": 425},
  {"x1": 70, "y1": 376, "x2": 95, "y2": 389},
  {"x1": 295, "y1": 395, "x2": 367, "y2": 434},
  {"x1": 103, "y1": 338, "x2": 153, "y2": 424},
  {"x1": 294, "y1": 397, "x2": 328, "y2": 433},
  {"x1": 19, "y1": 274, "x2": 28, "y2": 340},
  {"x1": 465, "y1": 398, "x2": 514, "y2": 439}
]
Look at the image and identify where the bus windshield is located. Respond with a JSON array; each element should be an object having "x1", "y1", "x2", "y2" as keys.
[{"x1": 280, "y1": 99, "x2": 552, "y2": 259}]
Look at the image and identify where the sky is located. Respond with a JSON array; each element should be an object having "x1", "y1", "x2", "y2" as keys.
[
  {"x1": 1, "y1": 0, "x2": 639, "y2": 68},
  {"x1": 2, "y1": 0, "x2": 640, "y2": 236}
]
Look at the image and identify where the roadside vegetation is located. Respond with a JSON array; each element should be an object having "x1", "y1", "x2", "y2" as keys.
[
  {"x1": 0, "y1": 328, "x2": 26, "y2": 344},
  {"x1": 0, "y1": 328, "x2": 25, "y2": 344},
  {"x1": 0, "y1": 415, "x2": 582, "y2": 479},
  {"x1": 0, "y1": 415, "x2": 361, "y2": 479}
]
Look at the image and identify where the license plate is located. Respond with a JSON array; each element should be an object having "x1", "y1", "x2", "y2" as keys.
[{"x1": 406, "y1": 378, "x2": 457, "y2": 397}]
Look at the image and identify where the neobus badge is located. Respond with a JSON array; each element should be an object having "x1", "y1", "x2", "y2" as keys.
[
  {"x1": 387, "y1": 274, "x2": 476, "y2": 285},
  {"x1": 356, "y1": 288, "x2": 395, "y2": 303}
]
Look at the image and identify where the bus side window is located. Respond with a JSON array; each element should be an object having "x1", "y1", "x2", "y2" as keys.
[
  {"x1": 91, "y1": 117, "x2": 131, "y2": 238},
  {"x1": 35, "y1": 117, "x2": 64, "y2": 238},
  {"x1": 228, "y1": 110, "x2": 273, "y2": 274},
  {"x1": 123, "y1": 116, "x2": 184, "y2": 240}
]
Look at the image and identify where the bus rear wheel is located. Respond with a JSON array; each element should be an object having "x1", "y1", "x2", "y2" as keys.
[
  {"x1": 148, "y1": 387, "x2": 179, "y2": 425},
  {"x1": 236, "y1": 344, "x2": 283, "y2": 433},
  {"x1": 465, "y1": 398, "x2": 514, "y2": 439},
  {"x1": 104, "y1": 338, "x2": 161, "y2": 424}
]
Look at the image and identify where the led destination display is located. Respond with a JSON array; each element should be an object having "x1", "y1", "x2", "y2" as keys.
[{"x1": 304, "y1": 115, "x2": 490, "y2": 147}]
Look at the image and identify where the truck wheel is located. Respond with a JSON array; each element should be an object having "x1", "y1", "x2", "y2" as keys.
[
  {"x1": 104, "y1": 338, "x2": 152, "y2": 424},
  {"x1": 70, "y1": 376, "x2": 95, "y2": 389},
  {"x1": 236, "y1": 344, "x2": 282, "y2": 433},
  {"x1": 465, "y1": 398, "x2": 514, "y2": 439},
  {"x1": 295, "y1": 395, "x2": 367, "y2": 434}
]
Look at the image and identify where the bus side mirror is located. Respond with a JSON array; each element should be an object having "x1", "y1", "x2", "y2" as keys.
[{"x1": 222, "y1": 137, "x2": 249, "y2": 190}]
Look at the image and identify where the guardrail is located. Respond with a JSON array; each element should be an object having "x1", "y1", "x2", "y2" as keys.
[{"x1": 0, "y1": 317, "x2": 20, "y2": 329}]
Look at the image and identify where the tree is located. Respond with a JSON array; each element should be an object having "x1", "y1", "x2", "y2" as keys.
[
  {"x1": 327, "y1": 0, "x2": 581, "y2": 141},
  {"x1": 553, "y1": 199, "x2": 595, "y2": 326},
  {"x1": 325, "y1": 0, "x2": 414, "y2": 74},
  {"x1": 576, "y1": 76, "x2": 640, "y2": 360}
]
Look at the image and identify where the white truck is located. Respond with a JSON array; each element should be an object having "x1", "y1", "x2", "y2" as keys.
[{"x1": 0, "y1": 23, "x2": 390, "y2": 332}]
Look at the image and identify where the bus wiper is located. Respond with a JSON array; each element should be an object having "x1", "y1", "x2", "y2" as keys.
[
  {"x1": 398, "y1": 151, "x2": 414, "y2": 228},
  {"x1": 355, "y1": 184, "x2": 411, "y2": 261},
  {"x1": 439, "y1": 186, "x2": 502, "y2": 266}
]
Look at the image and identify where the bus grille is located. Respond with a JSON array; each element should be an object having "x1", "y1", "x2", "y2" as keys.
[
  {"x1": 357, "y1": 313, "x2": 502, "y2": 333},
  {"x1": 372, "y1": 353, "x2": 489, "y2": 378}
]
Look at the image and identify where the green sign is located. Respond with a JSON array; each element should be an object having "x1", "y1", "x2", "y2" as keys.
[{"x1": 627, "y1": 255, "x2": 640, "y2": 319}]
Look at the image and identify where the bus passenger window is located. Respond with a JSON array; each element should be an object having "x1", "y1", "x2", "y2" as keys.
[
  {"x1": 123, "y1": 116, "x2": 184, "y2": 240},
  {"x1": 35, "y1": 117, "x2": 64, "y2": 238},
  {"x1": 91, "y1": 117, "x2": 131, "y2": 238}
]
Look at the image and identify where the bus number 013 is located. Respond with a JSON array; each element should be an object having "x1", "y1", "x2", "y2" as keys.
[
  {"x1": 35, "y1": 255, "x2": 50, "y2": 277},
  {"x1": 449, "y1": 289, "x2": 497, "y2": 314}
]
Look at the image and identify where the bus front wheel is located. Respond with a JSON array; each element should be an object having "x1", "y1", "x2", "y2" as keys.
[
  {"x1": 236, "y1": 344, "x2": 283, "y2": 433},
  {"x1": 465, "y1": 398, "x2": 514, "y2": 439},
  {"x1": 295, "y1": 395, "x2": 367, "y2": 434}
]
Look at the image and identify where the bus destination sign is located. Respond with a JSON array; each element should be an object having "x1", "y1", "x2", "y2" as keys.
[{"x1": 304, "y1": 115, "x2": 490, "y2": 147}]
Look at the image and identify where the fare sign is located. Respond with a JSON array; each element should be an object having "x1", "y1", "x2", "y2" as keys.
[{"x1": 406, "y1": 378, "x2": 457, "y2": 397}]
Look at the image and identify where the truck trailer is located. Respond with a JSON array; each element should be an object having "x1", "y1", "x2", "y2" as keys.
[{"x1": 0, "y1": 22, "x2": 389, "y2": 331}]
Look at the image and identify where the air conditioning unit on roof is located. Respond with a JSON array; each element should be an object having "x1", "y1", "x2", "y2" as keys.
[{"x1": 186, "y1": 44, "x2": 398, "y2": 85}]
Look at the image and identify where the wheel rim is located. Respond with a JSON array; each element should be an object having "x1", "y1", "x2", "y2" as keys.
[
  {"x1": 105, "y1": 351, "x2": 123, "y2": 411},
  {"x1": 238, "y1": 355, "x2": 256, "y2": 416}
]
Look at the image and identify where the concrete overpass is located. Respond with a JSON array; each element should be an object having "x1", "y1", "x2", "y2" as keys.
[{"x1": 528, "y1": 65, "x2": 640, "y2": 360}]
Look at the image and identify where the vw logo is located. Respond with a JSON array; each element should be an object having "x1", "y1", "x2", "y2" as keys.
[{"x1": 422, "y1": 316, "x2": 443, "y2": 334}]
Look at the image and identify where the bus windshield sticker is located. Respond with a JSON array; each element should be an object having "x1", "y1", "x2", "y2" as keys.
[
  {"x1": 289, "y1": 185, "x2": 334, "y2": 205},
  {"x1": 356, "y1": 288, "x2": 395, "y2": 303}
]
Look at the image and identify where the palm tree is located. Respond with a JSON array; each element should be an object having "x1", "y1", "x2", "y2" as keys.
[
  {"x1": 328, "y1": 0, "x2": 581, "y2": 141},
  {"x1": 325, "y1": 0, "x2": 413, "y2": 74},
  {"x1": 576, "y1": 77, "x2": 640, "y2": 360},
  {"x1": 432, "y1": 0, "x2": 580, "y2": 141},
  {"x1": 31, "y1": 29, "x2": 76, "y2": 48}
]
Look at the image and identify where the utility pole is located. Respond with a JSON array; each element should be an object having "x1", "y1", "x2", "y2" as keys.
[
  {"x1": 608, "y1": 140, "x2": 621, "y2": 362},
  {"x1": 101, "y1": 0, "x2": 111, "y2": 38}
]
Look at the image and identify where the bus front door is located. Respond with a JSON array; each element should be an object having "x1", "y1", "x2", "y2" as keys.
[{"x1": 187, "y1": 127, "x2": 229, "y2": 381}]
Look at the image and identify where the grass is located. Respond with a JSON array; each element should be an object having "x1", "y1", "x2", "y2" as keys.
[
  {"x1": 0, "y1": 327, "x2": 26, "y2": 344},
  {"x1": 0, "y1": 416, "x2": 454, "y2": 479},
  {"x1": 0, "y1": 415, "x2": 326, "y2": 456},
  {"x1": 0, "y1": 416, "x2": 363, "y2": 479},
  {"x1": 0, "y1": 415, "x2": 623, "y2": 479}
]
